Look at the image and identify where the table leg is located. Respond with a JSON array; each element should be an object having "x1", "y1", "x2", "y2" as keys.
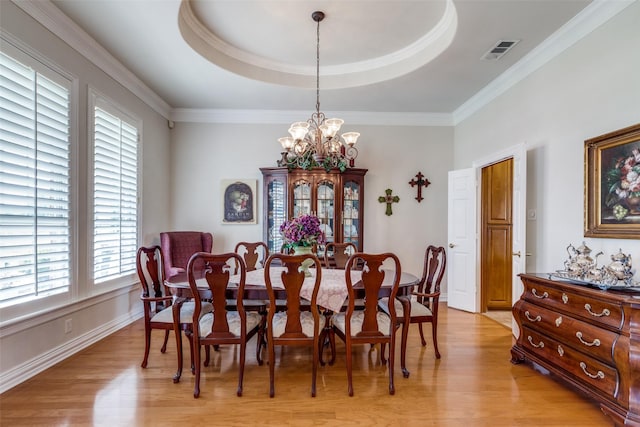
[{"x1": 319, "y1": 311, "x2": 334, "y2": 366}]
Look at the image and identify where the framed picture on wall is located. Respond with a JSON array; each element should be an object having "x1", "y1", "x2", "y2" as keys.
[
  {"x1": 222, "y1": 179, "x2": 257, "y2": 224},
  {"x1": 584, "y1": 123, "x2": 640, "y2": 239}
]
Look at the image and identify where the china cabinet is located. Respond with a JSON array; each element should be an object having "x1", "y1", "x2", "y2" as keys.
[{"x1": 260, "y1": 167, "x2": 367, "y2": 255}]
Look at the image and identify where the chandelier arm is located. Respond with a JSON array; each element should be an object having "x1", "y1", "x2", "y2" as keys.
[{"x1": 344, "y1": 145, "x2": 359, "y2": 161}]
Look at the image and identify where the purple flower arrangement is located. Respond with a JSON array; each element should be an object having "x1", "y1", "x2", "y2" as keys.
[{"x1": 280, "y1": 214, "x2": 325, "y2": 249}]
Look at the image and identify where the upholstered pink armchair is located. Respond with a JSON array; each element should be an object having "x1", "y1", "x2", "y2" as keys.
[{"x1": 160, "y1": 231, "x2": 213, "y2": 282}]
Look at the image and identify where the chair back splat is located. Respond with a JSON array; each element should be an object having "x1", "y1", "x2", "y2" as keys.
[
  {"x1": 234, "y1": 241, "x2": 269, "y2": 273},
  {"x1": 324, "y1": 242, "x2": 357, "y2": 269}
]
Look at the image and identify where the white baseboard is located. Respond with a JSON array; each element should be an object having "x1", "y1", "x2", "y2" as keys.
[{"x1": 0, "y1": 310, "x2": 142, "y2": 394}]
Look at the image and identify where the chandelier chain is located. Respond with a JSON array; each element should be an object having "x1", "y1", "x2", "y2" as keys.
[{"x1": 315, "y1": 14, "x2": 320, "y2": 116}]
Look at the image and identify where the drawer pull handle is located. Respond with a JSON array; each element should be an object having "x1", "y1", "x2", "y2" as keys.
[
  {"x1": 532, "y1": 289, "x2": 548, "y2": 299},
  {"x1": 584, "y1": 304, "x2": 611, "y2": 318},
  {"x1": 562, "y1": 293, "x2": 568, "y2": 304},
  {"x1": 576, "y1": 331, "x2": 601, "y2": 347},
  {"x1": 579, "y1": 362, "x2": 605, "y2": 380},
  {"x1": 557, "y1": 345, "x2": 564, "y2": 356},
  {"x1": 525, "y1": 311, "x2": 541, "y2": 322},
  {"x1": 527, "y1": 336, "x2": 544, "y2": 348}
]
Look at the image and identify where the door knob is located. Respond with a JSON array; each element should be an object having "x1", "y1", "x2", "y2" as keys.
[
  {"x1": 449, "y1": 243, "x2": 455, "y2": 248},
  {"x1": 513, "y1": 251, "x2": 521, "y2": 257}
]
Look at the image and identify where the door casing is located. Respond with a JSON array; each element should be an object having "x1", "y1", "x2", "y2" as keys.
[{"x1": 471, "y1": 144, "x2": 526, "y2": 330}]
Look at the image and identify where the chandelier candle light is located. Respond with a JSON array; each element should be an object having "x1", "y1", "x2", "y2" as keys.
[{"x1": 277, "y1": 11, "x2": 360, "y2": 172}]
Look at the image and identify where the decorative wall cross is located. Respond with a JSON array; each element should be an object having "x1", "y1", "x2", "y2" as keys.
[
  {"x1": 378, "y1": 189, "x2": 399, "y2": 216},
  {"x1": 409, "y1": 171, "x2": 431, "y2": 202}
]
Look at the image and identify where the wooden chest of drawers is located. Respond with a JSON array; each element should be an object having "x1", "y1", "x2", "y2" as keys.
[{"x1": 511, "y1": 274, "x2": 640, "y2": 426}]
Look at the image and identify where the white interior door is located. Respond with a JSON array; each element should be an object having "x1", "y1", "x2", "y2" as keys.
[
  {"x1": 447, "y1": 168, "x2": 477, "y2": 312},
  {"x1": 510, "y1": 145, "x2": 527, "y2": 305}
]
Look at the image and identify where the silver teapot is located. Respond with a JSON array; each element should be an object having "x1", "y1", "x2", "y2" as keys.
[
  {"x1": 564, "y1": 242, "x2": 602, "y2": 277},
  {"x1": 607, "y1": 249, "x2": 633, "y2": 282}
]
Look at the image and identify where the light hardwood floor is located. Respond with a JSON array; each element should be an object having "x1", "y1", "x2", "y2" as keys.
[{"x1": 0, "y1": 305, "x2": 611, "y2": 426}]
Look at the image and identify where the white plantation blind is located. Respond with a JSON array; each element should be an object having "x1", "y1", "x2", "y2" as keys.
[
  {"x1": 93, "y1": 103, "x2": 138, "y2": 282},
  {"x1": 0, "y1": 51, "x2": 71, "y2": 305}
]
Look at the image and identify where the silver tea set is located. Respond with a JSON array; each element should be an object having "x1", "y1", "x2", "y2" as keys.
[{"x1": 554, "y1": 242, "x2": 636, "y2": 289}]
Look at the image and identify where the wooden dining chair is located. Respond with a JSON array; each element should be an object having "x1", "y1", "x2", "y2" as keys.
[
  {"x1": 324, "y1": 242, "x2": 357, "y2": 269},
  {"x1": 378, "y1": 245, "x2": 446, "y2": 358},
  {"x1": 234, "y1": 241, "x2": 269, "y2": 273},
  {"x1": 136, "y1": 246, "x2": 212, "y2": 383},
  {"x1": 187, "y1": 252, "x2": 264, "y2": 398},
  {"x1": 264, "y1": 253, "x2": 326, "y2": 397},
  {"x1": 331, "y1": 252, "x2": 402, "y2": 396}
]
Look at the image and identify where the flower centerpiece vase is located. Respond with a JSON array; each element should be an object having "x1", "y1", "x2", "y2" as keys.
[{"x1": 292, "y1": 245, "x2": 314, "y2": 277}]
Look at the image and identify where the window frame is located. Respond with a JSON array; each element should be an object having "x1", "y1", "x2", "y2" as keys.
[
  {"x1": 0, "y1": 33, "x2": 79, "y2": 320},
  {"x1": 87, "y1": 87, "x2": 142, "y2": 292}
]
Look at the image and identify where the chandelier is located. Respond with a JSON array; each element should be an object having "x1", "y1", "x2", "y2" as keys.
[{"x1": 277, "y1": 11, "x2": 360, "y2": 172}]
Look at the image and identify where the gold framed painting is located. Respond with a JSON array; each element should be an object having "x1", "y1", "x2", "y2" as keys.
[
  {"x1": 221, "y1": 179, "x2": 257, "y2": 224},
  {"x1": 584, "y1": 123, "x2": 640, "y2": 239}
]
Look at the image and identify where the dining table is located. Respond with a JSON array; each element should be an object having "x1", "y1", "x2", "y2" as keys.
[{"x1": 165, "y1": 266, "x2": 420, "y2": 381}]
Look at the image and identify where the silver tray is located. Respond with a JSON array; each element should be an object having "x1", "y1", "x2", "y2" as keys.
[{"x1": 549, "y1": 272, "x2": 640, "y2": 291}]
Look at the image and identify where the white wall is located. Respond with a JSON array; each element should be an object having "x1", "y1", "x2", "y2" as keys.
[
  {"x1": 170, "y1": 122, "x2": 453, "y2": 278},
  {"x1": 0, "y1": 2, "x2": 171, "y2": 391},
  {"x1": 454, "y1": 2, "x2": 640, "y2": 277}
]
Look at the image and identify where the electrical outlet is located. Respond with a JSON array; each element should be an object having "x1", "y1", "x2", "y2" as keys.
[{"x1": 64, "y1": 318, "x2": 72, "y2": 334}]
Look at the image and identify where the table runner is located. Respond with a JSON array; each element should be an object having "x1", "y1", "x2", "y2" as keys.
[{"x1": 228, "y1": 267, "x2": 362, "y2": 312}]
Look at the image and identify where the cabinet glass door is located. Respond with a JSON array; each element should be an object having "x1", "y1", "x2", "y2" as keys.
[
  {"x1": 266, "y1": 179, "x2": 285, "y2": 254},
  {"x1": 316, "y1": 180, "x2": 335, "y2": 246},
  {"x1": 343, "y1": 181, "x2": 360, "y2": 247},
  {"x1": 292, "y1": 179, "x2": 311, "y2": 218}
]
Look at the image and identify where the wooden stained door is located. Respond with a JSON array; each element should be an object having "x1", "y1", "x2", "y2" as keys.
[{"x1": 481, "y1": 159, "x2": 513, "y2": 311}]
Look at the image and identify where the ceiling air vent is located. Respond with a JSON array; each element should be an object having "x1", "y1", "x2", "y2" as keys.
[{"x1": 481, "y1": 40, "x2": 520, "y2": 60}]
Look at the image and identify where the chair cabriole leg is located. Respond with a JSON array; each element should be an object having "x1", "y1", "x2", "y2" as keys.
[
  {"x1": 238, "y1": 340, "x2": 246, "y2": 397},
  {"x1": 193, "y1": 338, "x2": 201, "y2": 398},
  {"x1": 268, "y1": 334, "x2": 275, "y2": 398},
  {"x1": 346, "y1": 341, "x2": 354, "y2": 397},
  {"x1": 389, "y1": 335, "x2": 396, "y2": 395},
  {"x1": 204, "y1": 345, "x2": 210, "y2": 367},
  {"x1": 418, "y1": 323, "x2": 427, "y2": 347},
  {"x1": 432, "y1": 319, "x2": 441, "y2": 359},
  {"x1": 141, "y1": 326, "x2": 152, "y2": 368},
  {"x1": 160, "y1": 329, "x2": 169, "y2": 353}
]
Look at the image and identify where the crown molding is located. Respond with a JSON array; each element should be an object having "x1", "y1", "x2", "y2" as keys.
[
  {"x1": 170, "y1": 108, "x2": 453, "y2": 127},
  {"x1": 12, "y1": 0, "x2": 172, "y2": 119},
  {"x1": 13, "y1": 0, "x2": 630, "y2": 128},
  {"x1": 452, "y1": 0, "x2": 635, "y2": 125}
]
